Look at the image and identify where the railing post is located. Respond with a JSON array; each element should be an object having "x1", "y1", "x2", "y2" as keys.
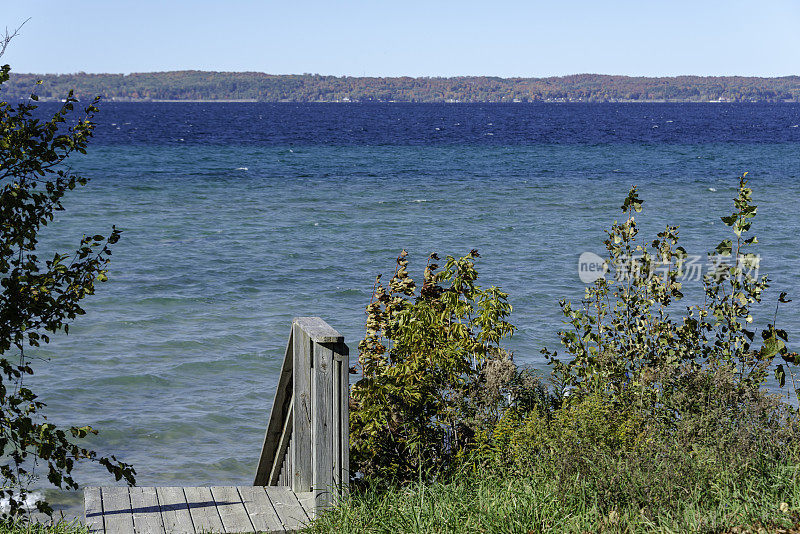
[
  {"x1": 292, "y1": 321, "x2": 314, "y2": 492},
  {"x1": 255, "y1": 317, "x2": 349, "y2": 511}
]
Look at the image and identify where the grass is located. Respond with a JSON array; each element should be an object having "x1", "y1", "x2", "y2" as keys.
[
  {"x1": 307, "y1": 464, "x2": 800, "y2": 533},
  {"x1": 0, "y1": 519, "x2": 86, "y2": 534}
]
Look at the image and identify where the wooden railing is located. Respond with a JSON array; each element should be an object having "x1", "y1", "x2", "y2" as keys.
[{"x1": 254, "y1": 317, "x2": 350, "y2": 510}]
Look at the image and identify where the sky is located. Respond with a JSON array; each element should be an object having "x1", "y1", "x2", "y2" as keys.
[{"x1": 1, "y1": 0, "x2": 799, "y2": 77}]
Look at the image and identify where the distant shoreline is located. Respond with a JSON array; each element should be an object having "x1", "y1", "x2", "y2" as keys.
[
  {"x1": 5, "y1": 72, "x2": 799, "y2": 104},
  {"x1": 23, "y1": 98, "x2": 800, "y2": 104}
]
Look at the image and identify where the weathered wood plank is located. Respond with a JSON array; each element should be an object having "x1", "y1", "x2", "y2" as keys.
[
  {"x1": 293, "y1": 317, "x2": 343, "y2": 344},
  {"x1": 101, "y1": 487, "x2": 135, "y2": 534},
  {"x1": 292, "y1": 324, "x2": 313, "y2": 493},
  {"x1": 155, "y1": 487, "x2": 195, "y2": 534},
  {"x1": 312, "y1": 342, "x2": 335, "y2": 509},
  {"x1": 88, "y1": 486, "x2": 322, "y2": 533},
  {"x1": 183, "y1": 487, "x2": 224, "y2": 533},
  {"x1": 255, "y1": 327, "x2": 294, "y2": 486},
  {"x1": 340, "y1": 342, "x2": 350, "y2": 497},
  {"x1": 209, "y1": 486, "x2": 253, "y2": 533},
  {"x1": 237, "y1": 486, "x2": 283, "y2": 534},
  {"x1": 268, "y1": 399, "x2": 294, "y2": 485},
  {"x1": 295, "y1": 491, "x2": 316, "y2": 521},
  {"x1": 129, "y1": 487, "x2": 165, "y2": 533},
  {"x1": 265, "y1": 486, "x2": 309, "y2": 531},
  {"x1": 84, "y1": 487, "x2": 104, "y2": 534},
  {"x1": 286, "y1": 437, "x2": 293, "y2": 488},
  {"x1": 332, "y1": 358, "x2": 341, "y2": 491}
]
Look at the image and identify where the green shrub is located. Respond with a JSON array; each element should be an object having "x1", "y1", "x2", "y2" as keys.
[
  {"x1": 485, "y1": 174, "x2": 800, "y2": 519},
  {"x1": 545, "y1": 175, "x2": 798, "y2": 411},
  {"x1": 349, "y1": 250, "x2": 517, "y2": 484}
]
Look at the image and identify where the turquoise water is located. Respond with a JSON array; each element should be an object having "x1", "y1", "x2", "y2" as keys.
[{"x1": 23, "y1": 138, "x2": 800, "y2": 514}]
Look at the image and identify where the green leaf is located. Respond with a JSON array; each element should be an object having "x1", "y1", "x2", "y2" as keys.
[
  {"x1": 761, "y1": 335, "x2": 785, "y2": 359},
  {"x1": 714, "y1": 239, "x2": 733, "y2": 256},
  {"x1": 776, "y1": 365, "x2": 786, "y2": 387}
]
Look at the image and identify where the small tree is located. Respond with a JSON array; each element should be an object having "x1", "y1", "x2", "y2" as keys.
[
  {"x1": 0, "y1": 42, "x2": 135, "y2": 518},
  {"x1": 545, "y1": 174, "x2": 798, "y2": 417},
  {"x1": 350, "y1": 250, "x2": 516, "y2": 483}
]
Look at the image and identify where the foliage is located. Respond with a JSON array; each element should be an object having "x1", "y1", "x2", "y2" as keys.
[
  {"x1": 491, "y1": 393, "x2": 645, "y2": 471},
  {"x1": 544, "y1": 174, "x2": 797, "y2": 416},
  {"x1": 349, "y1": 250, "x2": 516, "y2": 483},
  {"x1": 307, "y1": 464, "x2": 800, "y2": 534},
  {"x1": 478, "y1": 174, "x2": 800, "y2": 528},
  {"x1": 0, "y1": 59, "x2": 135, "y2": 518},
  {"x1": 1, "y1": 72, "x2": 799, "y2": 102},
  {"x1": 334, "y1": 175, "x2": 800, "y2": 533}
]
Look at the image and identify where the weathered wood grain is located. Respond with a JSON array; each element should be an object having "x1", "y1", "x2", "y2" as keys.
[
  {"x1": 312, "y1": 342, "x2": 334, "y2": 509},
  {"x1": 255, "y1": 327, "x2": 294, "y2": 486},
  {"x1": 129, "y1": 487, "x2": 165, "y2": 533},
  {"x1": 210, "y1": 486, "x2": 254, "y2": 533},
  {"x1": 293, "y1": 317, "x2": 343, "y2": 344},
  {"x1": 292, "y1": 323, "x2": 313, "y2": 493},
  {"x1": 332, "y1": 356, "x2": 342, "y2": 490},
  {"x1": 286, "y1": 437, "x2": 293, "y2": 488},
  {"x1": 101, "y1": 487, "x2": 135, "y2": 534},
  {"x1": 156, "y1": 487, "x2": 194, "y2": 534},
  {"x1": 237, "y1": 486, "x2": 284, "y2": 534},
  {"x1": 85, "y1": 486, "x2": 320, "y2": 533},
  {"x1": 269, "y1": 399, "x2": 294, "y2": 485},
  {"x1": 84, "y1": 487, "x2": 104, "y2": 534},
  {"x1": 183, "y1": 487, "x2": 224, "y2": 533},
  {"x1": 339, "y1": 342, "x2": 350, "y2": 497},
  {"x1": 266, "y1": 486, "x2": 309, "y2": 531},
  {"x1": 295, "y1": 491, "x2": 316, "y2": 521}
]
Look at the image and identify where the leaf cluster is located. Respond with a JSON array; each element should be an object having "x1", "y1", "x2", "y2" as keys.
[
  {"x1": 0, "y1": 63, "x2": 134, "y2": 519},
  {"x1": 349, "y1": 250, "x2": 517, "y2": 484}
]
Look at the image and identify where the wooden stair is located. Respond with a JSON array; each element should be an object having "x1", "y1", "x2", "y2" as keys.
[{"x1": 84, "y1": 318, "x2": 349, "y2": 533}]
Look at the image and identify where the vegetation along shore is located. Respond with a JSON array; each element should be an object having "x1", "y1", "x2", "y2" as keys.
[{"x1": 3, "y1": 72, "x2": 800, "y2": 103}]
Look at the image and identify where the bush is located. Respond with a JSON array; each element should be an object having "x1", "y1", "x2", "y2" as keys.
[
  {"x1": 349, "y1": 250, "x2": 517, "y2": 484},
  {"x1": 486, "y1": 174, "x2": 800, "y2": 521}
]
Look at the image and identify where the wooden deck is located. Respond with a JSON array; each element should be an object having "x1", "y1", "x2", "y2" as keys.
[
  {"x1": 84, "y1": 486, "x2": 315, "y2": 533},
  {"x1": 84, "y1": 317, "x2": 350, "y2": 534}
]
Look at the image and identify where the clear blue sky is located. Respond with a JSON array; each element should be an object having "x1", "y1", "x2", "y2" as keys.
[{"x1": 2, "y1": 0, "x2": 799, "y2": 77}]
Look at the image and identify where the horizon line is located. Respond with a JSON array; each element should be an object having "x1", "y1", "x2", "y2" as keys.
[{"x1": 8, "y1": 70, "x2": 800, "y2": 80}]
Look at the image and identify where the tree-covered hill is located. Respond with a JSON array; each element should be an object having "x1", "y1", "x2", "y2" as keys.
[{"x1": 2, "y1": 71, "x2": 799, "y2": 102}]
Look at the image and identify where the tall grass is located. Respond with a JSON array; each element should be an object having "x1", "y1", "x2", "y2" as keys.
[
  {"x1": 0, "y1": 520, "x2": 86, "y2": 534},
  {"x1": 309, "y1": 463, "x2": 800, "y2": 534}
]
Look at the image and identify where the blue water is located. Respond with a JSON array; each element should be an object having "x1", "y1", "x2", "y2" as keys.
[{"x1": 21, "y1": 103, "x2": 800, "y2": 514}]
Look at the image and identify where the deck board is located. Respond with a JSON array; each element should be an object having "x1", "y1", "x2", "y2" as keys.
[
  {"x1": 156, "y1": 487, "x2": 194, "y2": 534},
  {"x1": 84, "y1": 486, "x2": 104, "y2": 533},
  {"x1": 86, "y1": 486, "x2": 314, "y2": 533},
  {"x1": 183, "y1": 487, "x2": 224, "y2": 533},
  {"x1": 238, "y1": 486, "x2": 284, "y2": 534},
  {"x1": 130, "y1": 487, "x2": 165, "y2": 533},
  {"x1": 210, "y1": 486, "x2": 254, "y2": 533},
  {"x1": 101, "y1": 487, "x2": 135, "y2": 534},
  {"x1": 266, "y1": 486, "x2": 310, "y2": 531}
]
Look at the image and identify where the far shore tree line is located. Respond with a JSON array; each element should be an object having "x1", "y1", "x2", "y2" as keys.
[{"x1": 2, "y1": 72, "x2": 800, "y2": 103}]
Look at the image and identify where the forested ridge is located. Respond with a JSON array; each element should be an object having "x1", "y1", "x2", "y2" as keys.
[{"x1": 2, "y1": 71, "x2": 800, "y2": 102}]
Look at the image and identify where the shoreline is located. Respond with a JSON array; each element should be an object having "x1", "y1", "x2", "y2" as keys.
[{"x1": 23, "y1": 98, "x2": 800, "y2": 104}]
